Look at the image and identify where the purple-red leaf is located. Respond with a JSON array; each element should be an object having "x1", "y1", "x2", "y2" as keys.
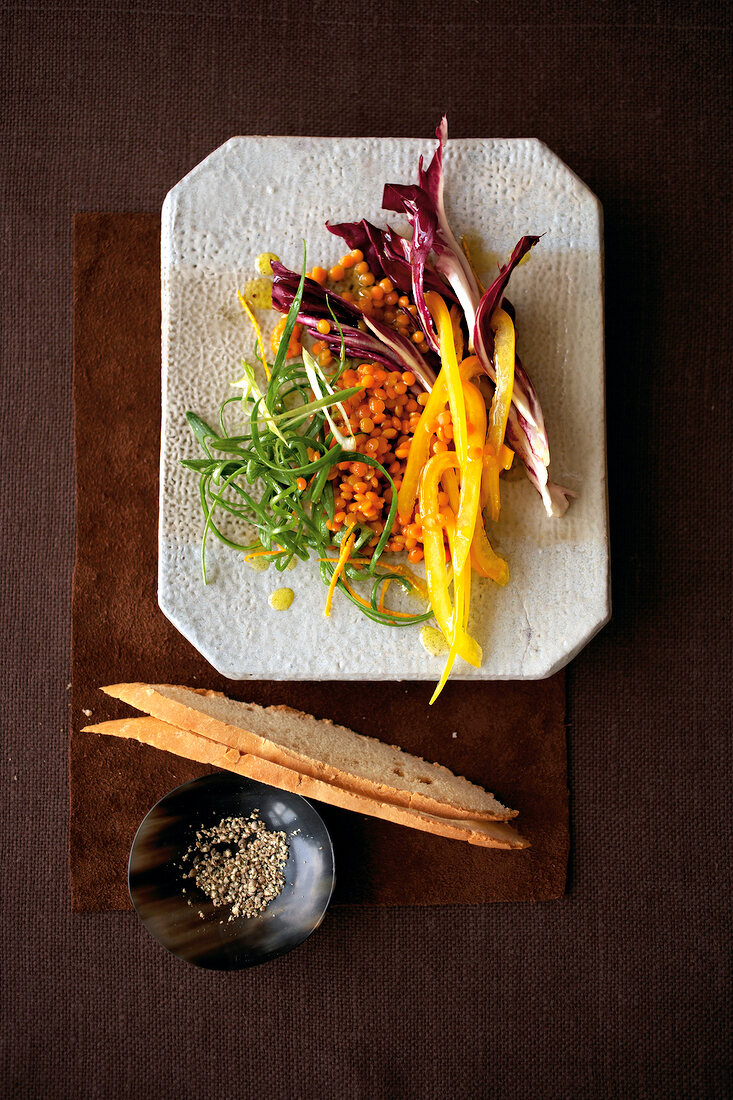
[
  {"x1": 474, "y1": 236, "x2": 540, "y2": 333},
  {"x1": 472, "y1": 235, "x2": 546, "y2": 451},
  {"x1": 271, "y1": 261, "x2": 360, "y2": 326},
  {"x1": 326, "y1": 220, "x2": 385, "y2": 281}
]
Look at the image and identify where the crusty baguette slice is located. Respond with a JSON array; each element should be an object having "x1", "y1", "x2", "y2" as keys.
[
  {"x1": 101, "y1": 683, "x2": 516, "y2": 823},
  {"x1": 84, "y1": 716, "x2": 528, "y2": 850}
]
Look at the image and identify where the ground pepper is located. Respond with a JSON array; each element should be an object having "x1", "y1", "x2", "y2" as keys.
[{"x1": 181, "y1": 812, "x2": 289, "y2": 920}]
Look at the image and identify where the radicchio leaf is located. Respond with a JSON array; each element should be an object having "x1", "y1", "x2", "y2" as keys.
[
  {"x1": 362, "y1": 314, "x2": 438, "y2": 389},
  {"x1": 417, "y1": 115, "x2": 482, "y2": 308},
  {"x1": 326, "y1": 220, "x2": 385, "y2": 281},
  {"x1": 473, "y1": 235, "x2": 544, "y2": 442},
  {"x1": 296, "y1": 312, "x2": 435, "y2": 385},
  {"x1": 473, "y1": 236, "x2": 540, "y2": 336},
  {"x1": 271, "y1": 261, "x2": 360, "y2": 326},
  {"x1": 505, "y1": 410, "x2": 575, "y2": 518},
  {"x1": 382, "y1": 128, "x2": 567, "y2": 510},
  {"x1": 381, "y1": 183, "x2": 441, "y2": 351},
  {"x1": 383, "y1": 121, "x2": 481, "y2": 346}
]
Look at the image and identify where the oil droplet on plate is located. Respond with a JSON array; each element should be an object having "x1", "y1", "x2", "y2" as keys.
[
  {"x1": 242, "y1": 277, "x2": 272, "y2": 309},
  {"x1": 245, "y1": 556, "x2": 269, "y2": 572},
  {"x1": 256, "y1": 252, "x2": 280, "y2": 275},
  {"x1": 269, "y1": 587, "x2": 294, "y2": 611},
  {"x1": 419, "y1": 625, "x2": 448, "y2": 657}
]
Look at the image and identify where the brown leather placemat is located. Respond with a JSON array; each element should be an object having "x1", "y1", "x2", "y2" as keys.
[{"x1": 70, "y1": 212, "x2": 568, "y2": 911}]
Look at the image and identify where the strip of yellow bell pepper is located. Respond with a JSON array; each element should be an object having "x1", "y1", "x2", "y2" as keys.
[
  {"x1": 430, "y1": 558, "x2": 472, "y2": 705},
  {"x1": 420, "y1": 455, "x2": 460, "y2": 640},
  {"x1": 462, "y1": 553, "x2": 472, "y2": 633},
  {"x1": 323, "y1": 524, "x2": 355, "y2": 616},
  {"x1": 237, "y1": 291, "x2": 271, "y2": 381},
  {"x1": 450, "y1": 304, "x2": 465, "y2": 362},
  {"x1": 442, "y1": 467, "x2": 460, "y2": 512},
  {"x1": 425, "y1": 291, "x2": 468, "y2": 465},
  {"x1": 420, "y1": 453, "x2": 481, "y2": 668},
  {"x1": 470, "y1": 516, "x2": 509, "y2": 585},
  {"x1": 444, "y1": 514, "x2": 483, "y2": 667},
  {"x1": 443, "y1": 506, "x2": 487, "y2": 640},
  {"x1": 484, "y1": 307, "x2": 516, "y2": 521},
  {"x1": 416, "y1": 453, "x2": 457, "y2": 638},
  {"x1": 396, "y1": 372, "x2": 449, "y2": 522},
  {"x1": 432, "y1": 363, "x2": 483, "y2": 519},
  {"x1": 480, "y1": 444, "x2": 514, "y2": 509},
  {"x1": 459, "y1": 355, "x2": 482, "y2": 381},
  {"x1": 448, "y1": 380, "x2": 486, "y2": 577},
  {"x1": 398, "y1": 356, "x2": 482, "y2": 524},
  {"x1": 438, "y1": 359, "x2": 483, "y2": 524}
]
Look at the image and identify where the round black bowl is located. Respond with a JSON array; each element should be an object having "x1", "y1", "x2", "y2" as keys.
[{"x1": 128, "y1": 773, "x2": 335, "y2": 970}]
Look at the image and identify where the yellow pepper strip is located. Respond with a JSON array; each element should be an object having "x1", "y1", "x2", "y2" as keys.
[
  {"x1": 459, "y1": 355, "x2": 482, "y2": 381},
  {"x1": 422, "y1": 523, "x2": 456, "y2": 647},
  {"x1": 443, "y1": 512, "x2": 485, "y2": 643},
  {"x1": 480, "y1": 443, "x2": 515, "y2": 508},
  {"x1": 398, "y1": 356, "x2": 482, "y2": 525},
  {"x1": 324, "y1": 524, "x2": 356, "y2": 616},
  {"x1": 470, "y1": 517, "x2": 509, "y2": 585},
  {"x1": 484, "y1": 307, "x2": 516, "y2": 521},
  {"x1": 430, "y1": 558, "x2": 472, "y2": 705},
  {"x1": 500, "y1": 444, "x2": 514, "y2": 469},
  {"x1": 432, "y1": 504, "x2": 478, "y2": 702},
  {"x1": 442, "y1": 467, "x2": 460, "y2": 513},
  {"x1": 450, "y1": 304, "x2": 465, "y2": 362},
  {"x1": 378, "y1": 578, "x2": 391, "y2": 613},
  {"x1": 462, "y1": 553, "x2": 472, "y2": 633},
  {"x1": 237, "y1": 291, "x2": 271, "y2": 381},
  {"x1": 425, "y1": 291, "x2": 467, "y2": 464},
  {"x1": 420, "y1": 454, "x2": 481, "y2": 668},
  {"x1": 480, "y1": 448, "x2": 495, "y2": 509},
  {"x1": 449, "y1": 380, "x2": 486, "y2": 577},
  {"x1": 397, "y1": 373, "x2": 449, "y2": 521},
  {"x1": 421, "y1": 517, "x2": 454, "y2": 640}
]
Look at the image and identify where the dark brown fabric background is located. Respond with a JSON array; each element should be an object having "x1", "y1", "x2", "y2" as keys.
[{"x1": 3, "y1": 2, "x2": 730, "y2": 1098}]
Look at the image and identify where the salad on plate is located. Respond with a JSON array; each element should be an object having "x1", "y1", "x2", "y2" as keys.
[{"x1": 182, "y1": 119, "x2": 573, "y2": 700}]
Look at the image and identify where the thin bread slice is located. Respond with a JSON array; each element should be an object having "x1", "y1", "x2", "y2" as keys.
[
  {"x1": 84, "y1": 716, "x2": 528, "y2": 850},
  {"x1": 101, "y1": 683, "x2": 516, "y2": 823}
]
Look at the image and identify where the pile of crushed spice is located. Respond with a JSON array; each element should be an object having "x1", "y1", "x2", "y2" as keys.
[{"x1": 180, "y1": 812, "x2": 289, "y2": 920}]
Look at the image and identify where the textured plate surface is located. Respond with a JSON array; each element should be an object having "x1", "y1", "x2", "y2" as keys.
[{"x1": 160, "y1": 136, "x2": 608, "y2": 680}]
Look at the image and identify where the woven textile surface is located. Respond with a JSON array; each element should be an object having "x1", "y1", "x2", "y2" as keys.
[{"x1": 3, "y1": 2, "x2": 730, "y2": 1097}]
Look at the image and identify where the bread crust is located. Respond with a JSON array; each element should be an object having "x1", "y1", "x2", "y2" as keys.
[
  {"x1": 84, "y1": 715, "x2": 528, "y2": 850},
  {"x1": 101, "y1": 683, "x2": 516, "y2": 822}
]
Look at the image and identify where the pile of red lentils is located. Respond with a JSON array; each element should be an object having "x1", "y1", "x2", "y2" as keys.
[{"x1": 285, "y1": 247, "x2": 455, "y2": 565}]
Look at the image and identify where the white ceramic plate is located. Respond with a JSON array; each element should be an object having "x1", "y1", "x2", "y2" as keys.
[{"x1": 159, "y1": 135, "x2": 609, "y2": 681}]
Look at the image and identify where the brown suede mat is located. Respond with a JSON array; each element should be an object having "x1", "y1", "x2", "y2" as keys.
[{"x1": 70, "y1": 212, "x2": 568, "y2": 910}]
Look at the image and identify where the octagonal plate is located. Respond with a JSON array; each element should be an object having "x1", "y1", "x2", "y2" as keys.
[{"x1": 159, "y1": 135, "x2": 609, "y2": 681}]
